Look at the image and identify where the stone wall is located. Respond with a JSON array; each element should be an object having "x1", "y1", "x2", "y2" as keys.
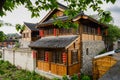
[
  {"x1": 81, "y1": 40, "x2": 105, "y2": 75},
  {"x1": 1, "y1": 48, "x2": 34, "y2": 71}
]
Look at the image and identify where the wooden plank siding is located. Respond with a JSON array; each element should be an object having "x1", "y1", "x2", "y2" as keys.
[
  {"x1": 82, "y1": 34, "x2": 102, "y2": 41},
  {"x1": 67, "y1": 37, "x2": 81, "y2": 75},
  {"x1": 68, "y1": 63, "x2": 80, "y2": 76},
  {"x1": 51, "y1": 63, "x2": 67, "y2": 76},
  {"x1": 37, "y1": 60, "x2": 50, "y2": 72},
  {"x1": 93, "y1": 56, "x2": 117, "y2": 80}
]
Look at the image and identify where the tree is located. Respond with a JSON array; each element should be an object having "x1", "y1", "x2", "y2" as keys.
[
  {"x1": 0, "y1": 0, "x2": 116, "y2": 24},
  {"x1": 0, "y1": 31, "x2": 6, "y2": 41},
  {"x1": 107, "y1": 24, "x2": 120, "y2": 42},
  {"x1": 105, "y1": 24, "x2": 120, "y2": 50}
]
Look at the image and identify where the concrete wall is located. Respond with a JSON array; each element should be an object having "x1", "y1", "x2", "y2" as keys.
[
  {"x1": 1, "y1": 48, "x2": 34, "y2": 71},
  {"x1": 19, "y1": 39, "x2": 31, "y2": 48},
  {"x1": 81, "y1": 40, "x2": 105, "y2": 75}
]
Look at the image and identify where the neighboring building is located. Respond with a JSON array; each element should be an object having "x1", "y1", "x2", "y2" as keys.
[
  {"x1": 0, "y1": 33, "x2": 20, "y2": 48},
  {"x1": 20, "y1": 22, "x2": 39, "y2": 48},
  {"x1": 29, "y1": 3, "x2": 108, "y2": 77},
  {"x1": 0, "y1": 39, "x2": 18, "y2": 48},
  {"x1": 7, "y1": 33, "x2": 21, "y2": 40}
]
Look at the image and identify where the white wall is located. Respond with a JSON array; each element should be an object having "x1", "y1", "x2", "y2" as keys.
[{"x1": 1, "y1": 48, "x2": 34, "y2": 71}]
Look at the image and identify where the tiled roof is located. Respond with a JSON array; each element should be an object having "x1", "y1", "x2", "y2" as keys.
[
  {"x1": 24, "y1": 22, "x2": 39, "y2": 31},
  {"x1": 57, "y1": 2, "x2": 68, "y2": 10},
  {"x1": 39, "y1": 16, "x2": 68, "y2": 26},
  {"x1": 29, "y1": 35, "x2": 78, "y2": 48}
]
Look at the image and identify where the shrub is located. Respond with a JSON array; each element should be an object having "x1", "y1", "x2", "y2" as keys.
[
  {"x1": 0, "y1": 51, "x2": 2, "y2": 58},
  {"x1": 98, "y1": 49, "x2": 106, "y2": 55},
  {"x1": 81, "y1": 75, "x2": 91, "y2": 80},
  {"x1": 71, "y1": 74, "x2": 79, "y2": 80},
  {"x1": 62, "y1": 75, "x2": 69, "y2": 80}
]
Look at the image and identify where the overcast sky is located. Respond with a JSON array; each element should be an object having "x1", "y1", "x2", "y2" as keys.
[{"x1": 0, "y1": 0, "x2": 120, "y2": 34}]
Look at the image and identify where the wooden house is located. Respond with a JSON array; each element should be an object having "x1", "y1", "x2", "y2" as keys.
[
  {"x1": 20, "y1": 22, "x2": 39, "y2": 48},
  {"x1": 29, "y1": 3, "x2": 108, "y2": 77}
]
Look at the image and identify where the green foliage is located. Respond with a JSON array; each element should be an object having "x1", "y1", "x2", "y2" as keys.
[
  {"x1": 0, "y1": 0, "x2": 116, "y2": 23},
  {"x1": 62, "y1": 75, "x2": 69, "y2": 80},
  {"x1": 81, "y1": 74, "x2": 91, "y2": 80},
  {"x1": 107, "y1": 24, "x2": 120, "y2": 42},
  {"x1": 0, "y1": 31, "x2": 6, "y2": 42},
  {"x1": 14, "y1": 42, "x2": 20, "y2": 48},
  {"x1": 81, "y1": 76, "x2": 91, "y2": 80},
  {"x1": 0, "y1": 20, "x2": 12, "y2": 27},
  {"x1": 0, "y1": 60, "x2": 50, "y2": 80},
  {"x1": 15, "y1": 24, "x2": 25, "y2": 32},
  {"x1": 52, "y1": 77, "x2": 60, "y2": 80},
  {"x1": 98, "y1": 49, "x2": 107, "y2": 55},
  {"x1": 0, "y1": 51, "x2": 2, "y2": 58},
  {"x1": 71, "y1": 74, "x2": 79, "y2": 80}
]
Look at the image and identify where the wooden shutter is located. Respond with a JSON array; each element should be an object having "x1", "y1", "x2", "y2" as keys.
[
  {"x1": 62, "y1": 52, "x2": 66, "y2": 64},
  {"x1": 39, "y1": 30, "x2": 44, "y2": 37},
  {"x1": 45, "y1": 51, "x2": 49, "y2": 62},
  {"x1": 98, "y1": 27, "x2": 101, "y2": 35}
]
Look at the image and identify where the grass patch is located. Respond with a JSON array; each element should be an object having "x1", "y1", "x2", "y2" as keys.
[{"x1": 0, "y1": 60, "x2": 51, "y2": 80}]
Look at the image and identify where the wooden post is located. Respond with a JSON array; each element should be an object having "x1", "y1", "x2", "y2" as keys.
[{"x1": 79, "y1": 23, "x2": 83, "y2": 73}]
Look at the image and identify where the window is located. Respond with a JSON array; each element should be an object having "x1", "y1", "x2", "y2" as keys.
[
  {"x1": 83, "y1": 25, "x2": 88, "y2": 33},
  {"x1": 86, "y1": 48, "x2": 89, "y2": 55},
  {"x1": 71, "y1": 50, "x2": 78, "y2": 64},
  {"x1": 32, "y1": 31, "x2": 39, "y2": 37},
  {"x1": 44, "y1": 28, "x2": 54, "y2": 36},
  {"x1": 38, "y1": 50, "x2": 45, "y2": 61},
  {"x1": 52, "y1": 51, "x2": 63, "y2": 64}
]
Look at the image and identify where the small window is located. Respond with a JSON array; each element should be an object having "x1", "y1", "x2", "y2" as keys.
[
  {"x1": 38, "y1": 50, "x2": 45, "y2": 61},
  {"x1": 86, "y1": 48, "x2": 89, "y2": 55},
  {"x1": 71, "y1": 50, "x2": 78, "y2": 64}
]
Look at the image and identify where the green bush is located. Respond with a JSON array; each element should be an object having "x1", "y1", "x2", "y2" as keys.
[
  {"x1": 71, "y1": 74, "x2": 79, "y2": 80},
  {"x1": 81, "y1": 74, "x2": 91, "y2": 80},
  {"x1": 98, "y1": 49, "x2": 106, "y2": 55},
  {"x1": 0, "y1": 51, "x2": 2, "y2": 58},
  {"x1": 0, "y1": 60, "x2": 50, "y2": 80}
]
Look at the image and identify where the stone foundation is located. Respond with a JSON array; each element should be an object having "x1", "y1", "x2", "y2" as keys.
[{"x1": 81, "y1": 40, "x2": 105, "y2": 75}]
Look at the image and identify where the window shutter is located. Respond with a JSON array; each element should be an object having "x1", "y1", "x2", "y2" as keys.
[
  {"x1": 39, "y1": 30, "x2": 44, "y2": 37},
  {"x1": 98, "y1": 27, "x2": 101, "y2": 35},
  {"x1": 45, "y1": 51, "x2": 49, "y2": 62},
  {"x1": 54, "y1": 28, "x2": 56, "y2": 36}
]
